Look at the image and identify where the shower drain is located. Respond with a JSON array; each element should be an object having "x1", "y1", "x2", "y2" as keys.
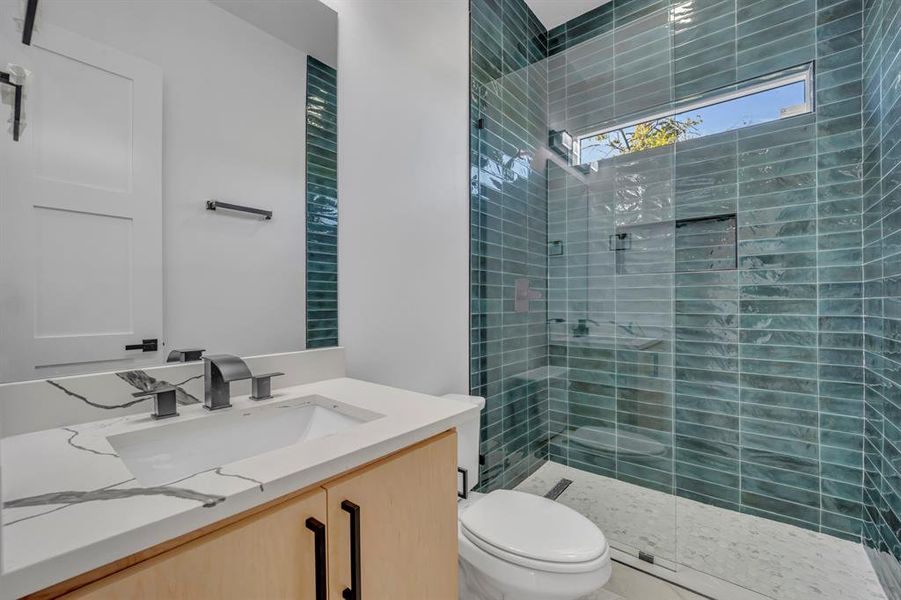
[{"x1": 544, "y1": 478, "x2": 573, "y2": 500}]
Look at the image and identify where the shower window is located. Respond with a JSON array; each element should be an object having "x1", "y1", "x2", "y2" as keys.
[{"x1": 577, "y1": 64, "x2": 813, "y2": 164}]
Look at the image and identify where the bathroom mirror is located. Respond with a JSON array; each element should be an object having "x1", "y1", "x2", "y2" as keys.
[{"x1": 0, "y1": 0, "x2": 339, "y2": 383}]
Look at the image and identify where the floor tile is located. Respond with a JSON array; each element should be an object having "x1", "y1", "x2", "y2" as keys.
[{"x1": 519, "y1": 461, "x2": 886, "y2": 600}]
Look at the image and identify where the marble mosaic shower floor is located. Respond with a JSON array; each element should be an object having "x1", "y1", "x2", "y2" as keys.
[{"x1": 516, "y1": 461, "x2": 885, "y2": 600}]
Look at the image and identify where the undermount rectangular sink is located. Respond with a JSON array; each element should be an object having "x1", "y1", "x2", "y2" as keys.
[{"x1": 107, "y1": 395, "x2": 380, "y2": 487}]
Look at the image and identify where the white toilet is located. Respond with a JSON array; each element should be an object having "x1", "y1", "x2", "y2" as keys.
[{"x1": 445, "y1": 394, "x2": 612, "y2": 600}]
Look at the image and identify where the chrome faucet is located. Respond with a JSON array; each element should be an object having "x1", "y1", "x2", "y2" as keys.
[{"x1": 203, "y1": 354, "x2": 252, "y2": 410}]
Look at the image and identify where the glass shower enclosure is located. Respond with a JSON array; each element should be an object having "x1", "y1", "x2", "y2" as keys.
[{"x1": 471, "y1": 0, "x2": 869, "y2": 596}]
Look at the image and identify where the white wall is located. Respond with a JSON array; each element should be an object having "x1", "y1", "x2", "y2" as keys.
[
  {"x1": 20, "y1": 0, "x2": 336, "y2": 367},
  {"x1": 328, "y1": 0, "x2": 470, "y2": 395}
]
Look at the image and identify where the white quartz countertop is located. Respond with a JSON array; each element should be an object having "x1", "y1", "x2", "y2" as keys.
[{"x1": 0, "y1": 377, "x2": 477, "y2": 599}]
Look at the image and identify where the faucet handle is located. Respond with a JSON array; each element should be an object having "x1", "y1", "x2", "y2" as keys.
[
  {"x1": 250, "y1": 372, "x2": 285, "y2": 401},
  {"x1": 133, "y1": 385, "x2": 179, "y2": 419}
]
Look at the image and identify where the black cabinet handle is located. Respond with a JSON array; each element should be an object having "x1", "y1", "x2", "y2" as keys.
[
  {"x1": 341, "y1": 500, "x2": 361, "y2": 600},
  {"x1": 305, "y1": 517, "x2": 327, "y2": 600}
]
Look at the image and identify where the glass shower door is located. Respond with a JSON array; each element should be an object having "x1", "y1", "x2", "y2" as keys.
[
  {"x1": 529, "y1": 0, "x2": 682, "y2": 572},
  {"x1": 545, "y1": 142, "x2": 679, "y2": 568}
]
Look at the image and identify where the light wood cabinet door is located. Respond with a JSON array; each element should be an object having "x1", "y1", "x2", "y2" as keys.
[
  {"x1": 63, "y1": 488, "x2": 328, "y2": 600},
  {"x1": 324, "y1": 431, "x2": 458, "y2": 600}
]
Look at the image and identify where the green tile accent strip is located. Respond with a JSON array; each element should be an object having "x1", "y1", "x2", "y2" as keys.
[
  {"x1": 862, "y1": 0, "x2": 901, "y2": 596},
  {"x1": 471, "y1": 0, "x2": 550, "y2": 491},
  {"x1": 305, "y1": 56, "x2": 338, "y2": 349}
]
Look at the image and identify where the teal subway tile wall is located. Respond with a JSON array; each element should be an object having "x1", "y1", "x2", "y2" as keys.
[
  {"x1": 862, "y1": 0, "x2": 901, "y2": 596},
  {"x1": 305, "y1": 56, "x2": 338, "y2": 349},
  {"x1": 471, "y1": 0, "x2": 869, "y2": 542},
  {"x1": 548, "y1": 0, "x2": 866, "y2": 541}
]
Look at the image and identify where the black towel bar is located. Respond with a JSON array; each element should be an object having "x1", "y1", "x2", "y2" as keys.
[{"x1": 206, "y1": 200, "x2": 272, "y2": 220}]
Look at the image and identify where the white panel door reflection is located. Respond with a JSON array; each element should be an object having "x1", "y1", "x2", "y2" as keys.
[{"x1": 0, "y1": 22, "x2": 162, "y2": 382}]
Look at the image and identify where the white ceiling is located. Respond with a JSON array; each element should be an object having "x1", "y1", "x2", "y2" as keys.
[
  {"x1": 211, "y1": 0, "x2": 337, "y2": 66},
  {"x1": 525, "y1": 0, "x2": 613, "y2": 30}
]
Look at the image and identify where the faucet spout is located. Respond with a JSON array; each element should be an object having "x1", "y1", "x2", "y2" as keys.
[{"x1": 203, "y1": 354, "x2": 252, "y2": 410}]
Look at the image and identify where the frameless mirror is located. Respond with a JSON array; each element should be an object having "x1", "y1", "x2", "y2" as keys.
[{"x1": 0, "y1": 0, "x2": 339, "y2": 384}]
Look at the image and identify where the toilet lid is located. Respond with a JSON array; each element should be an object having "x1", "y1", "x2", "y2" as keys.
[{"x1": 459, "y1": 489, "x2": 607, "y2": 566}]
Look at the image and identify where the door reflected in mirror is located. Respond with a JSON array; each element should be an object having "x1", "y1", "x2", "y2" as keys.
[{"x1": 0, "y1": 0, "x2": 339, "y2": 383}]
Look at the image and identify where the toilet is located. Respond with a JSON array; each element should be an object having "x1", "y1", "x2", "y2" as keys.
[{"x1": 445, "y1": 394, "x2": 612, "y2": 600}]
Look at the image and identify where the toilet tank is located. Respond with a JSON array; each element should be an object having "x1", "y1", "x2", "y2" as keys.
[{"x1": 443, "y1": 394, "x2": 485, "y2": 492}]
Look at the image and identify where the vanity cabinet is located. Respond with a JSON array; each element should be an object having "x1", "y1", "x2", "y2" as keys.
[
  {"x1": 325, "y1": 429, "x2": 458, "y2": 599},
  {"x1": 54, "y1": 431, "x2": 457, "y2": 600}
]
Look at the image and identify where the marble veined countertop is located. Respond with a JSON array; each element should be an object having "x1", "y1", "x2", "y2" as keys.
[{"x1": 0, "y1": 378, "x2": 476, "y2": 599}]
